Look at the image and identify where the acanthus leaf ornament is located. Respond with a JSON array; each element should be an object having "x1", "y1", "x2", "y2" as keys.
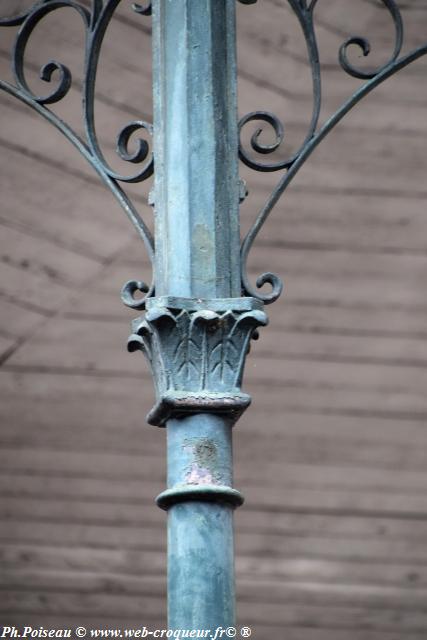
[{"x1": 127, "y1": 297, "x2": 268, "y2": 426}]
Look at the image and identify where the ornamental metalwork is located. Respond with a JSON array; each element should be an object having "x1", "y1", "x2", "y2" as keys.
[
  {"x1": 1, "y1": 0, "x2": 426, "y2": 631},
  {"x1": 2, "y1": 1, "x2": 426, "y2": 310},
  {"x1": 128, "y1": 296, "x2": 267, "y2": 426}
]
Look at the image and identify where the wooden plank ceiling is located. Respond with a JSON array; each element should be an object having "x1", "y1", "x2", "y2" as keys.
[{"x1": 1, "y1": 0, "x2": 427, "y2": 637}]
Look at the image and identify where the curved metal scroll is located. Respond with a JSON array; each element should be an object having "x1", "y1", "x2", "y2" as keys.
[
  {"x1": 239, "y1": 0, "x2": 427, "y2": 304},
  {"x1": 0, "y1": 0, "x2": 154, "y2": 309}
]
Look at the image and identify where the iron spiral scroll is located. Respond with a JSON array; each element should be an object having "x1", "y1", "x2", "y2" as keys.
[
  {"x1": 1, "y1": 1, "x2": 427, "y2": 308},
  {"x1": 239, "y1": 0, "x2": 427, "y2": 304},
  {"x1": 0, "y1": 0, "x2": 155, "y2": 310}
]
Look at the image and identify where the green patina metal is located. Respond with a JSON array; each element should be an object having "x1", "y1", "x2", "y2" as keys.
[
  {"x1": 146, "y1": 0, "x2": 254, "y2": 628},
  {"x1": 158, "y1": 414, "x2": 242, "y2": 628},
  {"x1": 2, "y1": 0, "x2": 427, "y2": 631}
]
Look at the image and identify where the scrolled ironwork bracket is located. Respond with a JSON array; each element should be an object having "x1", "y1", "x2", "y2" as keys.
[
  {"x1": 238, "y1": 0, "x2": 427, "y2": 305},
  {"x1": 0, "y1": 0, "x2": 156, "y2": 306},
  {"x1": 2, "y1": 0, "x2": 426, "y2": 314}
]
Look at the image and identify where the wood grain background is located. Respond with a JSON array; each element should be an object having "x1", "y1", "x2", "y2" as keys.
[{"x1": 1, "y1": 1, "x2": 427, "y2": 637}]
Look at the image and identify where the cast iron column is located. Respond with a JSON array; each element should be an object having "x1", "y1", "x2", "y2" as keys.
[
  {"x1": 129, "y1": 0, "x2": 265, "y2": 629},
  {"x1": 153, "y1": 0, "x2": 239, "y2": 628}
]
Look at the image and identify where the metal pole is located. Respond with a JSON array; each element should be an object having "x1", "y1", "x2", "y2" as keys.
[
  {"x1": 152, "y1": 0, "x2": 240, "y2": 300},
  {"x1": 133, "y1": 0, "x2": 266, "y2": 629},
  {"x1": 150, "y1": 0, "x2": 243, "y2": 629},
  {"x1": 159, "y1": 414, "x2": 240, "y2": 629}
]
